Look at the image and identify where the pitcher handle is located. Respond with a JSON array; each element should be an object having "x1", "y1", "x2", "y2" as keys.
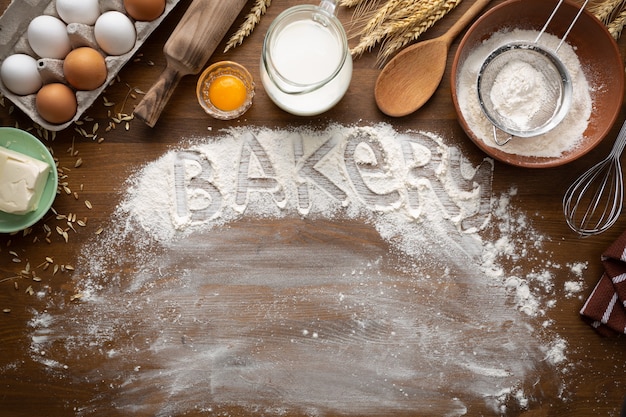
[{"x1": 319, "y1": 0, "x2": 337, "y2": 15}]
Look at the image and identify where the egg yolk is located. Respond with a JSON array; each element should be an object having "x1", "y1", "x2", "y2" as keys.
[{"x1": 208, "y1": 75, "x2": 247, "y2": 112}]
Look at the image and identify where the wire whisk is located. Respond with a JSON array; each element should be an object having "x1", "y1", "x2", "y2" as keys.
[{"x1": 563, "y1": 119, "x2": 626, "y2": 237}]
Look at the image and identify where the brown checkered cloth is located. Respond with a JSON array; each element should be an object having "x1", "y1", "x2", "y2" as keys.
[{"x1": 581, "y1": 230, "x2": 626, "y2": 336}]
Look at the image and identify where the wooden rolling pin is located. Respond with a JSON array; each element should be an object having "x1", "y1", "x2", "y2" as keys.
[{"x1": 134, "y1": 0, "x2": 248, "y2": 127}]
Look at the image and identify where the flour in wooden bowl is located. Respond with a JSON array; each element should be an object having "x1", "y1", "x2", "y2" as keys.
[
  {"x1": 25, "y1": 124, "x2": 575, "y2": 416},
  {"x1": 457, "y1": 29, "x2": 592, "y2": 157}
]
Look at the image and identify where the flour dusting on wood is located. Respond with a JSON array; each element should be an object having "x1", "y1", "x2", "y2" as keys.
[{"x1": 27, "y1": 124, "x2": 570, "y2": 416}]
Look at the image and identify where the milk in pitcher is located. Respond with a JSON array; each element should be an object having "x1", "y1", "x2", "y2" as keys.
[{"x1": 261, "y1": 3, "x2": 352, "y2": 116}]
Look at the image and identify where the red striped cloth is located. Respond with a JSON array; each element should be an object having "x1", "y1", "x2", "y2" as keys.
[{"x1": 580, "y1": 230, "x2": 626, "y2": 336}]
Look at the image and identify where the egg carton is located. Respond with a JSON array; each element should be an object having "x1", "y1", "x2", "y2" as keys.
[{"x1": 0, "y1": 0, "x2": 181, "y2": 131}]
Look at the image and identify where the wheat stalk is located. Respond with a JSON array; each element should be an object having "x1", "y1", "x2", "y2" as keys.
[
  {"x1": 607, "y1": 7, "x2": 626, "y2": 38},
  {"x1": 377, "y1": 0, "x2": 461, "y2": 64},
  {"x1": 340, "y1": 0, "x2": 370, "y2": 7},
  {"x1": 357, "y1": 0, "x2": 403, "y2": 35},
  {"x1": 350, "y1": 0, "x2": 442, "y2": 56},
  {"x1": 585, "y1": 0, "x2": 626, "y2": 39},
  {"x1": 224, "y1": 0, "x2": 272, "y2": 53},
  {"x1": 587, "y1": 0, "x2": 626, "y2": 23},
  {"x1": 221, "y1": 0, "x2": 625, "y2": 59},
  {"x1": 345, "y1": 0, "x2": 626, "y2": 65},
  {"x1": 346, "y1": 0, "x2": 462, "y2": 64}
]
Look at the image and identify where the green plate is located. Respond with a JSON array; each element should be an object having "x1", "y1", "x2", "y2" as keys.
[{"x1": 0, "y1": 127, "x2": 57, "y2": 233}]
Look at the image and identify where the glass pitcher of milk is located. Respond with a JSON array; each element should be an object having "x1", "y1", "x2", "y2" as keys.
[{"x1": 260, "y1": 0, "x2": 352, "y2": 116}]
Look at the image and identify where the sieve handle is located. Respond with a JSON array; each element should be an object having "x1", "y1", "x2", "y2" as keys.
[
  {"x1": 535, "y1": 0, "x2": 590, "y2": 52},
  {"x1": 492, "y1": 126, "x2": 512, "y2": 146},
  {"x1": 556, "y1": 0, "x2": 589, "y2": 52},
  {"x1": 534, "y1": 0, "x2": 564, "y2": 44}
]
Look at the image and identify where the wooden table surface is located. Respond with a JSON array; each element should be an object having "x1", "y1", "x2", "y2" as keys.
[{"x1": 1, "y1": 0, "x2": 626, "y2": 416}]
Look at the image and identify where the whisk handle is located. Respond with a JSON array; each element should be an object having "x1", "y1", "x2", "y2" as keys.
[{"x1": 610, "y1": 118, "x2": 626, "y2": 157}]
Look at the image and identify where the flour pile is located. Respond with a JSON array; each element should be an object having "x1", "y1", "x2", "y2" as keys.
[
  {"x1": 27, "y1": 124, "x2": 570, "y2": 416},
  {"x1": 457, "y1": 29, "x2": 593, "y2": 157}
]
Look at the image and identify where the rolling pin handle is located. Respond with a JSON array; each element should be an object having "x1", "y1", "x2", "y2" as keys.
[{"x1": 133, "y1": 64, "x2": 184, "y2": 128}]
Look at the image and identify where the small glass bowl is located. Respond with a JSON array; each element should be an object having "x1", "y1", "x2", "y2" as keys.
[{"x1": 196, "y1": 61, "x2": 255, "y2": 120}]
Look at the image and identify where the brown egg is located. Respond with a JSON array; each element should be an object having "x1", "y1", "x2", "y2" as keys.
[
  {"x1": 63, "y1": 47, "x2": 107, "y2": 91},
  {"x1": 36, "y1": 83, "x2": 77, "y2": 124},
  {"x1": 123, "y1": 0, "x2": 166, "y2": 21}
]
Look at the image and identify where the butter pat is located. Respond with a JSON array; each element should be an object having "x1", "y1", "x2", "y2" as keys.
[{"x1": 0, "y1": 146, "x2": 51, "y2": 215}]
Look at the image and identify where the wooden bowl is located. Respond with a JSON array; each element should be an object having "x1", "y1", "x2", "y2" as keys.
[{"x1": 451, "y1": 0, "x2": 624, "y2": 168}]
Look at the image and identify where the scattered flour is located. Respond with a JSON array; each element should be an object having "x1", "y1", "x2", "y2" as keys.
[
  {"x1": 25, "y1": 124, "x2": 570, "y2": 416},
  {"x1": 457, "y1": 28, "x2": 593, "y2": 157},
  {"x1": 564, "y1": 261, "x2": 588, "y2": 299}
]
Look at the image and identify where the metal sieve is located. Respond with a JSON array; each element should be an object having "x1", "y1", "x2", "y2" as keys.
[{"x1": 476, "y1": 0, "x2": 589, "y2": 145}]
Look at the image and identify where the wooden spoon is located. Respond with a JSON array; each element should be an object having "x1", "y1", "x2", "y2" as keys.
[{"x1": 374, "y1": 0, "x2": 492, "y2": 117}]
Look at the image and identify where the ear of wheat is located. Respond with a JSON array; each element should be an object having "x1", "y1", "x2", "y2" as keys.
[
  {"x1": 587, "y1": 0, "x2": 626, "y2": 38},
  {"x1": 222, "y1": 1, "x2": 625, "y2": 61},
  {"x1": 224, "y1": 0, "x2": 272, "y2": 53},
  {"x1": 343, "y1": 0, "x2": 626, "y2": 66},
  {"x1": 341, "y1": 0, "x2": 462, "y2": 65},
  {"x1": 607, "y1": 8, "x2": 626, "y2": 38},
  {"x1": 588, "y1": 0, "x2": 626, "y2": 23}
]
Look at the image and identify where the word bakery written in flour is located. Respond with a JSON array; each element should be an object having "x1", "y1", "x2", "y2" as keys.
[
  {"x1": 29, "y1": 125, "x2": 568, "y2": 417},
  {"x1": 170, "y1": 126, "x2": 493, "y2": 232}
]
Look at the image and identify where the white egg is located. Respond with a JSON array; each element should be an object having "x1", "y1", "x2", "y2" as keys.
[
  {"x1": 0, "y1": 54, "x2": 42, "y2": 95},
  {"x1": 27, "y1": 15, "x2": 71, "y2": 59},
  {"x1": 56, "y1": 0, "x2": 101, "y2": 25},
  {"x1": 94, "y1": 11, "x2": 136, "y2": 56}
]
